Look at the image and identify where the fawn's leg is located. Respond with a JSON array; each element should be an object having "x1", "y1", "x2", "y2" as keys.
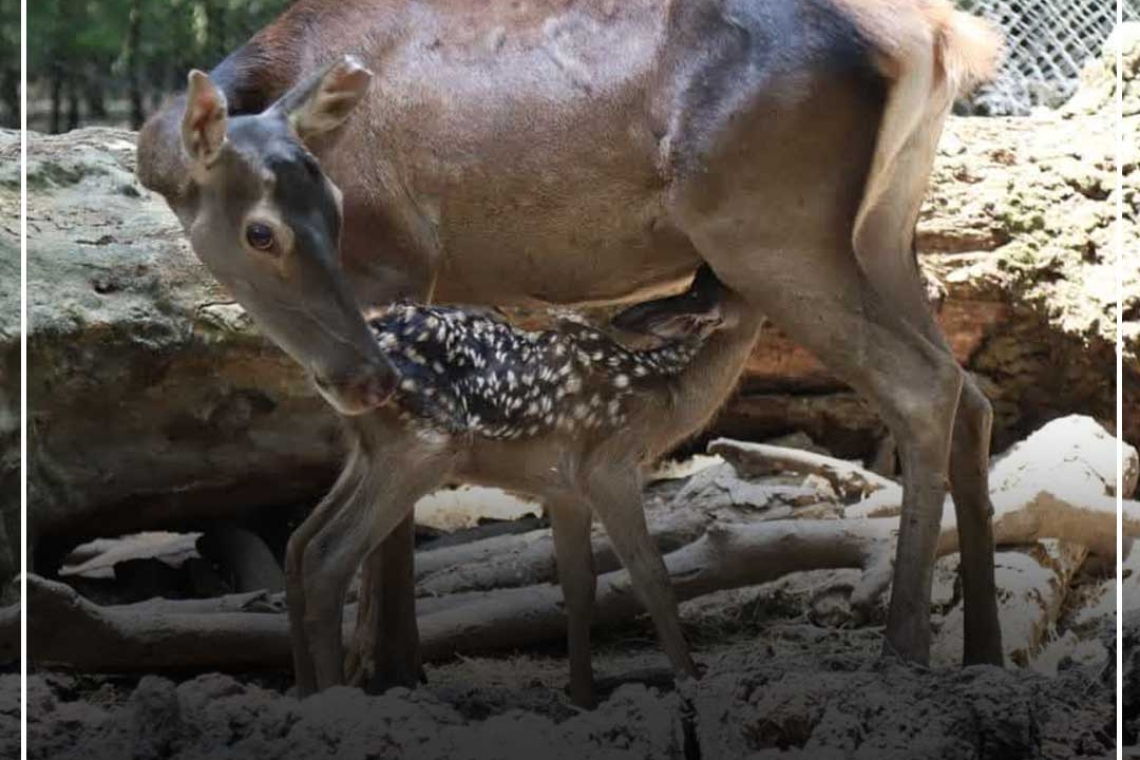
[
  {"x1": 583, "y1": 467, "x2": 698, "y2": 680},
  {"x1": 302, "y1": 443, "x2": 447, "y2": 691},
  {"x1": 548, "y1": 498, "x2": 597, "y2": 707},
  {"x1": 286, "y1": 447, "x2": 366, "y2": 697}
]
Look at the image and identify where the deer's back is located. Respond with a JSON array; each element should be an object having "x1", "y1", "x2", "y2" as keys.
[{"x1": 201, "y1": 0, "x2": 884, "y2": 308}]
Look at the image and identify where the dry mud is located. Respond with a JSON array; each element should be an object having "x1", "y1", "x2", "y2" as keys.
[{"x1": 26, "y1": 625, "x2": 1114, "y2": 760}]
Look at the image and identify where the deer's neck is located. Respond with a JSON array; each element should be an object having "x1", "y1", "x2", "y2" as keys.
[{"x1": 648, "y1": 314, "x2": 763, "y2": 454}]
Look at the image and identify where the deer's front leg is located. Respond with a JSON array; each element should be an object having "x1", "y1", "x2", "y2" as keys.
[
  {"x1": 549, "y1": 499, "x2": 597, "y2": 708},
  {"x1": 303, "y1": 443, "x2": 448, "y2": 691},
  {"x1": 348, "y1": 515, "x2": 424, "y2": 693},
  {"x1": 286, "y1": 450, "x2": 368, "y2": 697},
  {"x1": 301, "y1": 499, "x2": 379, "y2": 690}
]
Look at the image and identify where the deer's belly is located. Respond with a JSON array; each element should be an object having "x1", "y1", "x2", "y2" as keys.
[{"x1": 431, "y1": 215, "x2": 701, "y2": 307}]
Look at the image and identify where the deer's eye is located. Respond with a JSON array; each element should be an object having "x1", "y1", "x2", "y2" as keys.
[{"x1": 246, "y1": 223, "x2": 276, "y2": 252}]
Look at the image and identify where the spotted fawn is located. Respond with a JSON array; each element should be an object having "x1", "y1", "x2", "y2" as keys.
[
  {"x1": 295, "y1": 267, "x2": 762, "y2": 706},
  {"x1": 368, "y1": 291, "x2": 722, "y2": 441}
]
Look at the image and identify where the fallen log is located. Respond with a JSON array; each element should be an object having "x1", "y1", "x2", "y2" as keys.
[
  {"x1": 27, "y1": 576, "x2": 293, "y2": 672},
  {"x1": 28, "y1": 519, "x2": 897, "y2": 672},
  {"x1": 854, "y1": 486, "x2": 1137, "y2": 560},
  {"x1": 416, "y1": 508, "x2": 712, "y2": 598},
  {"x1": 415, "y1": 428, "x2": 1133, "y2": 599},
  {"x1": 931, "y1": 540, "x2": 1090, "y2": 668},
  {"x1": 28, "y1": 417, "x2": 1134, "y2": 673},
  {"x1": 418, "y1": 519, "x2": 898, "y2": 661},
  {"x1": 32, "y1": 482, "x2": 1121, "y2": 675}
]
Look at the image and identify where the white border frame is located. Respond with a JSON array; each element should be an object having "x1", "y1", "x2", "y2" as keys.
[{"x1": 10, "y1": 1, "x2": 1135, "y2": 757}]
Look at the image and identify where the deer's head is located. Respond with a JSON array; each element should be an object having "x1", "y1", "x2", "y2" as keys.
[{"x1": 173, "y1": 56, "x2": 392, "y2": 416}]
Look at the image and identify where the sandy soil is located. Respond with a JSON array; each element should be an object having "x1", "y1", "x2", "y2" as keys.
[{"x1": 26, "y1": 613, "x2": 1115, "y2": 760}]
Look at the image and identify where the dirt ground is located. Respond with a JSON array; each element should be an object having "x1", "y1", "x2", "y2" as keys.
[
  {"x1": 22, "y1": 421, "x2": 1126, "y2": 760},
  {"x1": 25, "y1": 588, "x2": 1116, "y2": 760}
]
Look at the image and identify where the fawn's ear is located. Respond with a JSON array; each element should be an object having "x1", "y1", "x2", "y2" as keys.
[
  {"x1": 612, "y1": 265, "x2": 727, "y2": 338},
  {"x1": 611, "y1": 298, "x2": 724, "y2": 340},
  {"x1": 273, "y1": 55, "x2": 373, "y2": 146},
  {"x1": 182, "y1": 70, "x2": 228, "y2": 170},
  {"x1": 643, "y1": 311, "x2": 724, "y2": 340}
]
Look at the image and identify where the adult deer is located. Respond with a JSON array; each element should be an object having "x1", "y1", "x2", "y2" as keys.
[{"x1": 137, "y1": 0, "x2": 1004, "y2": 693}]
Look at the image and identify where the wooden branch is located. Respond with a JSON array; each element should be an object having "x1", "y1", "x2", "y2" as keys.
[
  {"x1": 412, "y1": 487, "x2": 1133, "y2": 601},
  {"x1": 708, "y1": 438, "x2": 899, "y2": 501},
  {"x1": 415, "y1": 509, "x2": 708, "y2": 597},
  {"x1": 26, "y1": 454, "x2": 1133, "y2": 673},
  {"x1": 850, "y1": 485, "x2": 1137, "y2": 559},
  {"x1": 28, "y1": 520, "x2": 895, "y2": 672},
  {"x1": 27, "y1": 575, "x2": 293, "y2": 672},
  {"x1": 420, "y1": 519, "x2": 896, "y2": 660}
]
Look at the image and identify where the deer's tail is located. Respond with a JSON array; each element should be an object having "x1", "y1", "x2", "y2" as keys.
[
  {"x1": 931, "y1": 2, "x2": 1004, "y2": 97},
  {"x1": 839, "y1": 0, "x2": 1003, "y2": 319}
]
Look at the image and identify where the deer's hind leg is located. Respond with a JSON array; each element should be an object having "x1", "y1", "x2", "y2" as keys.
[
  {"x1": 581, "y1": 463, "x2": 697, "y2": 681},
  {"x1": 856, "y1": 255, "x2": 1002, "y2": 665},
  {"x1": 944, "y1": 377, "x2": 1002, "y2": 664},
  {"x1": 548, "y1": 497, "x2": 598, "y2": 707},
  {"x1": 301, "y1": 438, "x2": 449, "y2": 691},
  {"x1": 691, "y1": 232, "x2": 963, "y2": 663}
]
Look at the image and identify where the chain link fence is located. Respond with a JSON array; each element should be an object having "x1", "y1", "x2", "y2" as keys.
[{"x1": 961, "y1": 0, "x2": 1128, "y2": 114}]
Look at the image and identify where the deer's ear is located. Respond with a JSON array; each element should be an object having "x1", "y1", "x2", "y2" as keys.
[
  {"x1": 275, "y1": 55, "x2": 372, "y2": 145},
  {"x1": 182, "y1": 70, "x2": 228, "y2": 169}
]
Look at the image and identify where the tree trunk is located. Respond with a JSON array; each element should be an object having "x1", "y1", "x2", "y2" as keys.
[
  {"x1": 0, "y1": 68, "x2": 17, "y2": 129},
  {"x1": 126, "y1": 0, "x2": 144, "y2": 129},
  {"x1": 84, "y1": 66, "x2": 107, "y2": 121},
  {"x1": 49, "y1": 65, "x2": 63, "y2": 135},
  {"x1": 66, "y1": 80, "x2": 80, "y2": 132}
]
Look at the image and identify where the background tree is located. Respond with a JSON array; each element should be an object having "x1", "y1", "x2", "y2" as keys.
[
  {"x1": 0, "y1": 0, "x2": 17, "y2": 129},
  {"x1": 28, "y1": 0, "x2": 293, "y2": 133}
]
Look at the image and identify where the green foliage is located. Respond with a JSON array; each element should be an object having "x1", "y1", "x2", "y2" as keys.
[{"x1": 28, "y1": 0, "x2": 295, "y2": 132}]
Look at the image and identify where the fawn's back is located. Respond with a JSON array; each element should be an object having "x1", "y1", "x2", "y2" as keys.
[{"x1": 369, "y1": 303, "x2": 708, "y2": 444}]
